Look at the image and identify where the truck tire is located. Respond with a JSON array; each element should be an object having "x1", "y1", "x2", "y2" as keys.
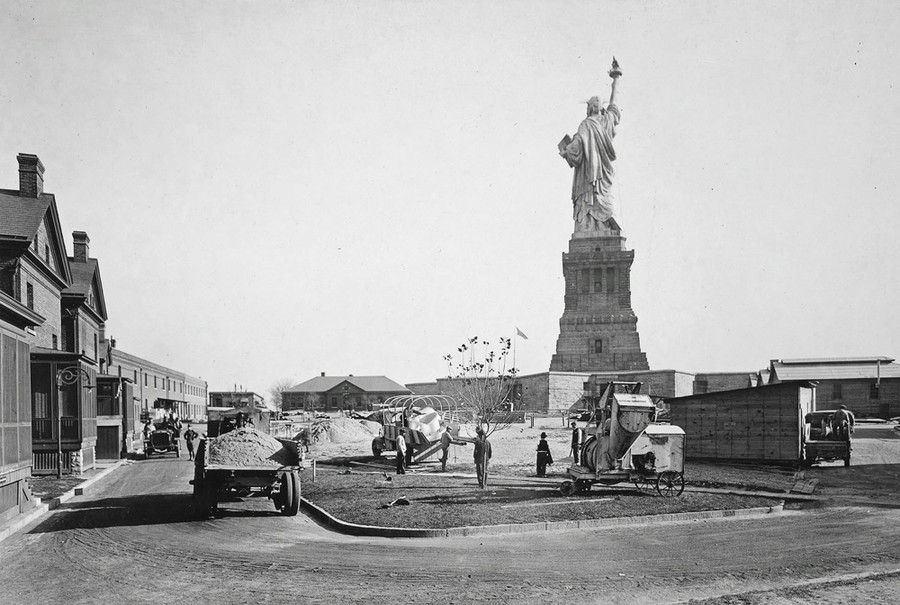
[
  {"x1": 286, "y1": 471, "x2": 300, "y2": 516},
  {"x1": 278, "y1": 472, "x2": 294, "y2": 515}
]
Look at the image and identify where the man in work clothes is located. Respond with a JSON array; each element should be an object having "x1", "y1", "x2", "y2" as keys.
[
  {"x1": 832, "y1": 405, "x2": 855, "y2": 441},
  {"x1": 473, "y1": 426, "x2": 492, "y2": 488},
  {"x1": 183, "y1": 424, "x2": 199, "y2": 461},
  {"x1": 440, "y1": 429, "x2": 453, "y2": 472},
  {"x1": 570, "y1": 421, "x2": 581, "y2": 465},
  {"x1": 396, "y1": 429, "x2": 407, "y2": 475}
]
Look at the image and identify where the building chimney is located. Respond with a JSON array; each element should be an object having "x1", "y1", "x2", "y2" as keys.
[
  {"x1": 72, "y1": 231, "x2": 90, "y2": 262},
  {"x1": 17, "y1": 154, "x2": 44, "y2": 198}
]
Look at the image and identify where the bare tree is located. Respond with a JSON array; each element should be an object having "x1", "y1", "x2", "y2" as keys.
[
  {"x1": 268, "y1": 378, "x2": 295, "y2": 414},
  {"x1": 443, "y1": 336, "x2": 518, "y2": 437}
]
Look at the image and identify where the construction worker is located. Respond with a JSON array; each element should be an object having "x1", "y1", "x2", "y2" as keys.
[
  {"x1": 183, "y1": 424, "x2": 199, "y2": 461},
  {"x1": 570, "y1": 421, "x2": 581, "y2": 465},
  {"x1": 396, "y1": 429, "x2": 407, "y2": 475},
  {"x1": 473, "y1": 426, "x2": 492, "y2": 488},
  {"x1": 832, "y1": 405, "x2": 855, "y2": 441},
  {"x1": 439, "y1": 430, "x2": 452, "y2": 472}
]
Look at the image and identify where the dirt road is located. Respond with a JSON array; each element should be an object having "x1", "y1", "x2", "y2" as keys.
[{"x1": 1, "y1": 426, "x2": 899, "y2": 604}]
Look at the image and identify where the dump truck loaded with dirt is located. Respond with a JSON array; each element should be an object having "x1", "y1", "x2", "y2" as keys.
[{"x1": 191, "y1": 427, "x2": 303, "y2": 518}]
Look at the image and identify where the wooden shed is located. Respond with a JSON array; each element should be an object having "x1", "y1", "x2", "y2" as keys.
[{"x1": 665, "y1": 381, "x2": 816, "y2": 465}]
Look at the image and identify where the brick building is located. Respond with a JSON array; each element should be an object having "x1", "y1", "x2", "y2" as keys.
[
  {"x1": 105, "y1": 346, "x2": 208, "y2": 453},
  {"x1": 283, "y1": 374, "x2": 409, "y2": 412}
]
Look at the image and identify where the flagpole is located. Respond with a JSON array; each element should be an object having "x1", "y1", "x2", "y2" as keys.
[{"x1": 512, "y1": 329, "x2": 517, "y2": 372}]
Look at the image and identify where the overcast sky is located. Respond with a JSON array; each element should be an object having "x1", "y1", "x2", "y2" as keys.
[{"x1": 2, "y1": 1, "x2": 899, "y2": 396}]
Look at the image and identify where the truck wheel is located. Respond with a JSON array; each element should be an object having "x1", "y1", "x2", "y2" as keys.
[
  {"x1": 278, "y1": 472, "x2": 294, "y2": 515},
  {"x1": 559, "y1": 481, "x2": 576, "y2": 497},
  {"x1": 372, "y1": 439, "x2": 382, "y2": 458},
  {"x1": 286, "y1": 471, "x2": 300, "y2": 516}
]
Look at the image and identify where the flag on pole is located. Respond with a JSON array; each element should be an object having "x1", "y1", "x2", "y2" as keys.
[{"x1": 516, "y1": 327, "x2": 528, "y2": 340}]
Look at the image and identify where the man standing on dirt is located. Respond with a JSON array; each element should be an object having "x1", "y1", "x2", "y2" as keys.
[
  {"x1": 183, "y1": 424, "x2": 199, "y2": 461},
  {"x1": 396, "y1": 429, "x2": 407, "y2": 475},
  {"x1": 473, "y1": 426, "x2": 492, "y2": 488},
  {"x1": 570, "y1": 421, "x2": 581, "y2": 465},
  {"x1": 440, "y1": 429, "x2": 452, "y2": 472}
]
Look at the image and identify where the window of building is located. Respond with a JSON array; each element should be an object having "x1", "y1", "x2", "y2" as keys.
[
  {"x1": 833, "y1": 384, "x2": 842, "y2": 400},
  {"x1": 154, "y1": 376, "x2": 157, "y2": 388},
  {"x1": 593, "y1": 268, "x2": 603, "y2": 292},
  {"x1": 26, "y1": 282, "x2": 34, "y2": 309},
  {"x1": 580, "y1": 269, "x2": 590, "y2": 293},
  {"x1": 52, "y1": 334, "x2": 58, "y2": 350},
  {"x1": 870, "y1": 383, "x2": 880, "y2": 400},
  {"x1": 594, "y1": 339, "x2": 603, "y2": 354},
  {"x1": 134, "y1": 370, "x2": 138, "y2": 382},
  {"x1": 44, "y1": 244, "x2": 50, "y2": 263},
  {"x1": 144, "y1": 374, "x2": 148, "y2": 387},
  {"x1": 606, "y1": 267, "x2": 616, "y2": 292}
]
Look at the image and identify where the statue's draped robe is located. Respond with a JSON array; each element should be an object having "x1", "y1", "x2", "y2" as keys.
[{"x1": 562, "y1": 104, "x2": 620, "y2": 232}]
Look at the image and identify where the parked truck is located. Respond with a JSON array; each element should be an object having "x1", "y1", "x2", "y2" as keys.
[{"x1": 191, "y1": 427, "x2": 302, "y2": 518}]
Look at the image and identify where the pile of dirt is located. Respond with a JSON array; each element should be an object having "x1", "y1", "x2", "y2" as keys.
[
  {"x1": 301, "y1": 417, "x2": 379, "y2": 445},
  {"x1": 206, "y1": 428, "x2": 294, "y2": 467}
]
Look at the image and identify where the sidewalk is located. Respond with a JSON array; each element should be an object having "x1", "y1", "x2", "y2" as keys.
[{"x1": 0, "y1": 459, "x2": 128, "y2": 545}]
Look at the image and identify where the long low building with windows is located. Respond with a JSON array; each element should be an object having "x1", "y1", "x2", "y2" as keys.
[{"x1": 104, "y1": 346, "x2": 208, "y2": 454}]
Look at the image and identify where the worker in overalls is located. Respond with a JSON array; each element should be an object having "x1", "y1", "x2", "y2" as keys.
[
  {"x1": 832, "y1": 405, "x2": 855, "y2": 441},
  {"x1": 396, "y1": 428, "x2": 407, "y2": 475}
]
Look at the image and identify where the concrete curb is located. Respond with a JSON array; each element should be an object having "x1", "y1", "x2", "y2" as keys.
[
  {"x1": 0, "y1": 459, "x2": 129, "y2": 545},
  {"x1": 300, "y1": 497, "x2": 785, "y2": 539}
]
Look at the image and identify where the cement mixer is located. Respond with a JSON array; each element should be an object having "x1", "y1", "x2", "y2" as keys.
[
  {"x1": 561, "y1": 382, "x2": 685, "y2": 497},
  {"x1": 368, "y1": 394, "x2": 467, "y2": 463}
]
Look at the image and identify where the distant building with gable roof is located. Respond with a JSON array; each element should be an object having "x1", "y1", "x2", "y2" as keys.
[
  {"x1": 282, "y1": 373, "x2": 410, "y2": 412},
  {"x1": 768, "y1": 356, "x2": 900, "y2": 418}
]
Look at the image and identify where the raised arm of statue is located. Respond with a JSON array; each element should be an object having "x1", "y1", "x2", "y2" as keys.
[{"x1": 608, "y1": 76, "x2": 618, "y2": 108}]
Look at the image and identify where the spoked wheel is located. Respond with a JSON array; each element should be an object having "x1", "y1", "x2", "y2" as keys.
[
  {"x1": 632, "y1": 474, "x2": 652, "y2": 493},
  {"x1": 656, "y1": 471, "x2": 685, "y2": 497},
  {"x1": 559, "y1": 480, "x2": 576, "y2": 497}
]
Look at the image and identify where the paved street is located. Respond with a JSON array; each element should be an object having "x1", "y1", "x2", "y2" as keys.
[{"x1": 1, "y1": 427, "x2": 900, "y2": 604}]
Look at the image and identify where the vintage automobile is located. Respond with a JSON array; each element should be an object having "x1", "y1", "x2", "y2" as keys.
[{"x1": 144, "y1": 423, "x2": 181, "y2": 458}]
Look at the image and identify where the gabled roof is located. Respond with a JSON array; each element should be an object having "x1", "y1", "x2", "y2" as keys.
[
  {"x1": 286, "y1": 375, "x2": 410, "y2": 394},
  {"x1": 771, "y1": 358, "x2": 900, "y2": 381},
  {"x1": 0, "y1": 189, "x2": 51, "y2": 241},
  {"x1": 64, "y1": 258, "x2": 108, "y2": 321},
  {"x1": 0, "y1": 189, "x2": 72, "y2": 286}
]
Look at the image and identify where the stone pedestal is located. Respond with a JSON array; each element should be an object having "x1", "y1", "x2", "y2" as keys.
[{"x1": 550, "y1": 231, "x2": 649, "y2": 372}]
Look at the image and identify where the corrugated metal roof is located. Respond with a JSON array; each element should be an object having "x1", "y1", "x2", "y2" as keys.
[
  {"x1": 776, "y1": 356, "x2": 894, "y2": 365},
  {"x1": 773, "y1": 361, "x2": 900, "y2": 381},
  {"x1": 286, "y1": 375, "x2": 410, "y2": 393}
]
